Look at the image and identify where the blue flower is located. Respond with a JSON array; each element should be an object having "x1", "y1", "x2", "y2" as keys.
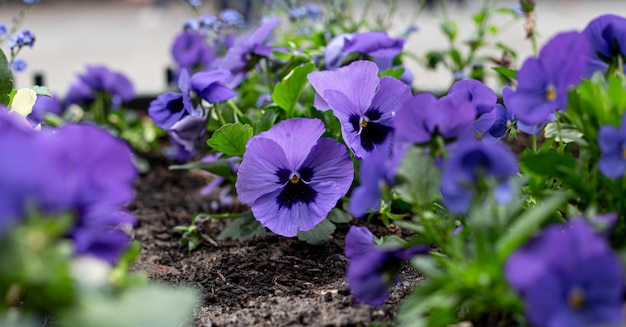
[
  {"x1": 440, "y1": 141, "x2": 518, "y2": 214},
  {"x1": 582, "y1": 14, "x2": 626, "y2": 77},
  {"x1": 505, "y1": 218, "x2": 624, "y2": 327},
  {"x1": 171, "y1": 30, "x2": 214, "y2": 71},
  {"x1": 345, "y1": 226, "x2": 428, "y2": 306},
  {"x1": 190, "y1": 69, "x2": 237, "y2": 104},
  {"x1": 308, "y1": 60, "x2": 412, "y2": 159},
  {"x1": 65, "y1": 65, "x2": 134, "y2": 110},
  {"x1": 148, "y1": 69, "x2": 195, "y2": 130},
  {"x1": 482, "y1": 103, "x2": 511, "y2": 143},
  {"x1": 10, "y1": 58, "x2": 27, "y2": 72},
  {"x1": 324, "y1": 31, "x2": 405, "y2": 70},
  {"x1": 447, "y1": 79, "x2": 497, "y2": 133},
  {"x1": 235, "y1": 118, "x2": 353, "y2": 237},
  {"x1": 506, "y1": 32, "x2": 590, "y2": 125},
  {"x1": 219, "y1": 9, "x2": 246, "y2": 28},
  {"x1": 598, "y1": 114, "x2": 626, "y2": 179}
]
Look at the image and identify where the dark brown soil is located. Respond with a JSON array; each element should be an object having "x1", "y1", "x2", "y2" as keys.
[{"x1": 129, "y1": 153, "x2": 422, "y2": 327}]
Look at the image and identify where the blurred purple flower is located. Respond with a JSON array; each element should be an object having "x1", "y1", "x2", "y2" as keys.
[
  {"x1": 440, "y1": 141, "x2": 518, "y2": 214},
  {"x1": 65, "y1": 65, "x2": 134, "y2": 110},
  {"x1": 505, "y1": 32, "x2": 590, "y2": 125},
  {"x1": 27, "y1": 93, "x2": 64, "y2": 126},
  {"x1": 505, "y1": 218, "x2": 624, "y2": 327},
  {"x1": 598, "y1": 114, "x2": 626, "y2": 179},
  {"x1": 218, "y1": 16, "x2": 281, "y2": 87},
  {"x1": 394, "y1": 91, "x2": 477, "y2": 148},
  {"x1": 501, "y1": 86, "x2": 551, "y2": 135},
  {"x1": 308, "y1": 60, "x2": 411, "y2": 159},
  {"x1": 235, "y1": 118, "x2": 353, "y2": 237},
  {"x1": 349, "y1": 142, "x2": 403, "y2": 217},
  {"x1": 482, "y1": 104, "x2": 511, "y2": 143},
  {"x1": 582, "y1": 14, "x2": 626, "y2": 77},
  {"x1": 171, "y1": 30, "x2": 215, "y2": 71},
  {"x1": 0, "y1": 112, "x2": 137, "y2": 264},
  {"x1": 447, "y1": 79, "x2": 497, "y2": 133},
  {"x1": 324, "y1": 31, "x2": 405, "y2": 70},
  {"x1": 219, "y1": 9, "x2": 246, "y2": 28},
  {"x1": 190, "y1": 69, "x2": 237, "y2": 103},
  {"x1": 149, "y1": 69, "x2": 194, "y2": 130},
  {"x1": 345, "y1": 226, "x2": 428, "y2": 306},
  {"x1": 8, "y1": 29, "x2": 35, "y2": 49}
]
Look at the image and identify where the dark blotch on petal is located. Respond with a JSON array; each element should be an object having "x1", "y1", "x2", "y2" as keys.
[
  {"x1": 365, "y1": 109, "x2": 382, "y2": 121},
  {"x1": 349, "y1": 114, "x2": 361, "y2": 133},
  {"x1": 276, "y1": 178, "x2": 317, "y2": 209},
  {"x1": 360, "y1": 122, "x2": 393, "y2": 152},
  {"x1": 167, "y1": 97, "x2": 185, "y2": 113}
]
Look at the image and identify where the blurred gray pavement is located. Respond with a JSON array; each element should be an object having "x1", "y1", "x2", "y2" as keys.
[{"x1": 1, "y1": 0, "x2": 625, "y2": 96}]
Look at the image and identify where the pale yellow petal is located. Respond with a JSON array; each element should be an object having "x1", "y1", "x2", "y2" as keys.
[{"x1": 11, "y1": 88, "x2": 37, "y2": 118}]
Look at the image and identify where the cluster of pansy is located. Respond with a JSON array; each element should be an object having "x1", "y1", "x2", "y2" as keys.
[
  {"x1": 0, "y1": 108, "x2": 137, "y2": 265},
  {"x1": 152, "y1": 16, "x2": 283, "y2": 160}
]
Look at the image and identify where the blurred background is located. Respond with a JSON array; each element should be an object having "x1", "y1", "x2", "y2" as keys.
[{"x1": 0, "y1": 0, "x2": 624, "y2": 96}]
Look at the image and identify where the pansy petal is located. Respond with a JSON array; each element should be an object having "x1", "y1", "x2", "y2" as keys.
[
  {"x1": 539, "y1": 32, "x2": 590, "y2": 90},
  {"x1": 256, "y1": 118, "x2": 326, "y2": 169},
  {"x1": 236, "y1": 137, "x2": 290, "y2": 206},
  {"x1": 599, "y1": 154, "x2": 626, "y2": 179},
  {"x1": 308, "y1": 60, "x2": 379, "y2": 114},
  {"x1": 448, "y1": 79, "x2": 496, "y2": 115},
  {"x1": 394, "y1": 92, "x2": 437, "y2": 145},
  {"x1": 369, "y1": 76, "x2": 412, "y2": 121},
  {"x1": 301, "y1": 138, "x2": 354, "y2": 190}
]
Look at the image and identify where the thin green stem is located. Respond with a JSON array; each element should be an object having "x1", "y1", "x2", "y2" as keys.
[
  {"x1": 207, "y1": 212, "x2": 243, "y2": 219},
  {"x1": 227, "y1": 99, "x2": 244, "y2": 123},
  {"x1": 531, "y1": 134, "x2": 538, "y2": 153},
  {"x1": 265, "y1": 58, "x2": 274, "y2": 94}
]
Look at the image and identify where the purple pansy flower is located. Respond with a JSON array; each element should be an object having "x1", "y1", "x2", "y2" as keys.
[
  {"x1": 171, "y1": 30, "x2": 214, "y2": 71},
  {"x1": 324, "y1": 32, "x2": 405, "y2": 70},
  {"x1": 598, "y1": 114, "x2": 626, "y2": 179},
  {"x1": 394, "y1": 92, "x2": 477, "y2": 147},
  {"x1": 190, "y1": 69, "x2": 237, "y2": 103},
  {"x1": 0, "y1": 111, "x2": 137, "y2": 264},
  {"x1": 440, "y1": 141, "x2": 518, "y2": 214},
  {"x1": 235, "y1": 118, "x2": 353, "y2": 237},
  {"x1": 582, "y1": 14, "x2": 626, "y2": 77},
  {"x1": 345, "y1": 226, "x2": 428, "y2": 306},
  {"x1": 65, "y1": 65, "x2": 135, "y2": 110},
  {"x1": 27, "y1": 93, "x2": 64, "y2": 126},
  {"x1": 218, "y1": 17, "x2": 281, "y2": 87},
  {"x1": 349, "y1": 142, "x2": 404, "y2": 217},
  {"x1": 447, "y1": 79, "x2": 497, "y2": 133},
  {"x1": 505, "y1": 218, "x2": 624, "y2": 327},
  {"x1": 308, "y1": 60, "x2": 412, "y2": 159},
  {"x1": 148, "y1": 69, "x2": 194, "y2": 130},
  {"x1": 482, "y1": 104, "x2": 511, "y2": 143},
  {"x1": 169, "y1": 113, "x2": 208, "y2": 155},
  {"x1": 506, "y1": 32, "x2": 590, "y2": 125},
  {"x1": 501, "y1": 86, "x2": 552, "y2": 135}
]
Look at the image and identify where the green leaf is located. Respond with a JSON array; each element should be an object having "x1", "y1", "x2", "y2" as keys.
[
  {"x1": 169, "y1": 158, "x2": 234, "y2": 178},
  {"x1": 395, "y1": 147, "x2": 441, "y2": 207},
  {"x1": 440, "y1": 19, "x2": 458, "y2": 41},
  {"x1": 272, "y1": 63, "x2": 315, "y2": 117},
  {"x1": 492, "y1": 66, "x2": 517, "y2": 80},
  {"x1": 496, "y1": 192, "x2": 568, "y2": 258},
  {"x1": 379, "y1": 67, "x2": 405, "y2": 79},
  {"x1": 58, "y1": 283, "x2": 199, "y2": 327},
  {"x1": 207, "y1": 122, "x2": 254, "y2": 157},
  {"x1": 543, "y1": 122, "x2": 587, "y2": 146},
  {"x1": 0, "y1": 50, "x2": 13, "y2": 106},
  {"x1": 328, "y1": 208, "x2": 353, "y2": 224},
  {"x1": 297, "y1": 219, "x2": 336, "y2": 245},
  {"x1": 30, "y1": 85, "x2": 53, "y2": 97},
  {"x1": 255, "y1": 109, "x2": 278, "y2": 134},
  {"x1": 217, "y1": 211, "x2": 266, "y2": 241}
]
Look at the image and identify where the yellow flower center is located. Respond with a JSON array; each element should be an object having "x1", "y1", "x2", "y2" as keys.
[
  {"x1": 290, "y1": 173, "x2": 300, "y2": 184},
  {"x1": 623, "y1": 148, "x2": 626, "y2": 159},
  {"x1": 546, "y1": 84, "x2": 556, "y2": 101},
  {"x1": 568, "y1": 286, "x2": 585, "y2": 310},
  {"x1": 360, "y1": 116, "x2": 369, "y2": 128}
]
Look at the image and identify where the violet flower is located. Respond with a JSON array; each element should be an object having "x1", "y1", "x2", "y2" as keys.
[
  {"x1": 308, "y1": 60, "x2": 412, "y2": 159},
  {"x1": 501, "y1": 86, "x2": 552, "y2": 135},
  {"x1": 440, "y1": 141, "x2": 518, "y2": 214},
  {"x1": 349, "y1": 142, "x2": 404, "y2": 217},
  {"x1": 582, "y1": 14, "x2": 626, "y2": 77},
  {"x1": 324, "y1": 32, "x2": 405, "y2": 70},
  {"x1": 27, "y1": 93, "x2": 63, "y2": 126},
  {"x1": 171, "y1": 30, "x2": 214, "y2": 71},
  {"x1": 505, "y1": 32, "x2": 590, "y2": 125},
  {"x1": 235, "y1": 118, "x2": 353, "y2": 237},
  {"x1": 447, "y1": 79, "x2": 497, "y2": 133},
  {"x1": 65, "y1": 65, "x2": 135, "y2": 110},
  {"x1": 482, "y1": 104, "x2": 511, "y2": 143},
  {"x1": 189, "y1": 69, "x2": 237, "y2": 104},
  {"x1": 169, "y1": 113, "x2": 208, "y2": 155},
  {"x1": 394, "y1": 92, "x2": 477, "y2": 148},
  {"x1": 218, "y1": 17, "x2": 281, "y2": 87},
  {"x1": 505, "y1": 218, "x2": 624, "y2": 327},
  {"x1": 598, "y1": 114, "x2": 626, "y2": 179},
  {"x1": 148, "y1": 69, "x2": 194, "y2": 130},
  {"x1": 345, "y1": 226, "x2": 428, "y2": 306},
  {"x1": 0, "y1": 111, "x2": 137, "y2": 264}
]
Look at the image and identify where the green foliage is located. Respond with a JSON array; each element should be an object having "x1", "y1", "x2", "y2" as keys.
[
  {"x1": 272, "y1": 63, "x2": 315, "y2": 117},
  {"x1": 207, "y1": 122, "x2": 254, "y2": 157},
  {"x1": 395, "y1": 147, "x2": 441, "y2": 207},
  {"x1": 217, "y1": 211, "x2": 266, "y2": 242},
  {"x1": 297, "y1": 218, "x2": 337, "y2": 245},
  {"x1": 0, "y1": 50, "x2": 13, "y2": 106}
]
